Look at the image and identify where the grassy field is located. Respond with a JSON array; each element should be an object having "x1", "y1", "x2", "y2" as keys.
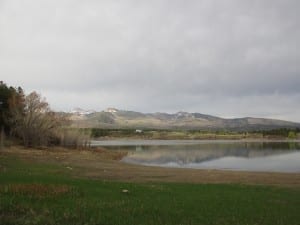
[{"x1": 1, "y1": 150, "x2": 300, "y2": 225}]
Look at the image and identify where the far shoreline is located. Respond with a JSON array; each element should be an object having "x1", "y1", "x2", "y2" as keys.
[{"x1": 91, "y1": 138, "x2": 300, "y2": 146}]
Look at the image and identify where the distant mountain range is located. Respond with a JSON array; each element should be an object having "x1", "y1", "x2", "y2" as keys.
[{"x1": 69, "y1": 108, "x2": 300, "y2": 131}]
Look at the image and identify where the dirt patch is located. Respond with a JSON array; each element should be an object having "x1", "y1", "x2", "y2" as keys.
[{"x1": 1, "y1": 146, "x2": 300, "y2": 188}]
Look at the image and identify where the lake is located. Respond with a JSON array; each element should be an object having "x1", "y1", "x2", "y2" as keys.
[{"x1": 91, "y1": 140, "x2": 300, "y2": 173}]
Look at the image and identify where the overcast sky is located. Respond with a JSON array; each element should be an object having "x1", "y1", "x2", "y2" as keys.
[{"x1": 1, "y1": 0, "x2": 300, "y2": 122}]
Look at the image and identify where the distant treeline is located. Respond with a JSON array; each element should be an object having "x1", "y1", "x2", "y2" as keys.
[
  {"x1": 88, "y1": 128, "x2": 299, "y2": 139},
  {"x1": 258, "y1": 128, "x2": 300, "y2": 138},
  {"x1": 90, "y1": 128, "x2": 136, "y2": 137}
]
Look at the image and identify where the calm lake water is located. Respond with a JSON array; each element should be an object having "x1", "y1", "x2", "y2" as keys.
[{"x1": 91, "y1": 140, "x2": 300, "y2": 173}]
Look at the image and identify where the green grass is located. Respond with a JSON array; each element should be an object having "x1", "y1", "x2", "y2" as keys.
[{"x1": 1, "y1": 155, "x2": 300, "y2": 225}]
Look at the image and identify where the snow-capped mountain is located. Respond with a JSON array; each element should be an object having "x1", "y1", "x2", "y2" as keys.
[
  {"x1": 68, "y1": 108, "x2": 300, "y2": 131},
  {"x1": 70, "y1": 108, "x2": 96, "y2": 115}
]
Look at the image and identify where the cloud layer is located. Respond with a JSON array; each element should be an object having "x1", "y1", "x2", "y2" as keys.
[{"x1": 1, "y1": 0, "x2": 300, "y2": 121}]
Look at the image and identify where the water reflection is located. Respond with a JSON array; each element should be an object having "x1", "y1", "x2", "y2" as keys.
[{"x1": 94, "y1": 140, "x2": 300, "y2": 173}]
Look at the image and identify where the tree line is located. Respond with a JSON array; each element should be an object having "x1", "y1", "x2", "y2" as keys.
[
  {"x1": 0, "y1": 81, "x2": 89, "y2": 148},
  {"x1": 260, "y1": 128, "x2": 299, "y2": 139}
]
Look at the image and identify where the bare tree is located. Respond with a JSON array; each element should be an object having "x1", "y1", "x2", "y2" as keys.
[
  {"x1": 12, "y1": 91, "x2": 90, "y2": 148},
  {"x1": 13, "y1": 92, "x2": 62, "y2": 147}
]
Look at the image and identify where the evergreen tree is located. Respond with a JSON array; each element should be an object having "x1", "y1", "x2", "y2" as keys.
[{"x1": 0, "y1": 81, "x2": 25, "y2": 136}]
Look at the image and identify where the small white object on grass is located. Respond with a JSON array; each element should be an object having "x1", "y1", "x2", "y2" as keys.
[{"x1": 122, "y1": 189, "x2": 129, "y2": 193}]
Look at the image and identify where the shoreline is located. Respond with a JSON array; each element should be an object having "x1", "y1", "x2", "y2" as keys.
[
  {"x1": 91, "y1": 138, "x2": 300, "y2": 146},
  {"x1": 1, "y1": 146, "x2": 300, "y2": 188},
  {"x1": 94, "y1": 137, "x2": 300, "y2": 140}
]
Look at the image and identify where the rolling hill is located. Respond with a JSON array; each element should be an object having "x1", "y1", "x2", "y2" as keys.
[{"x1": 69, "y1": 108, "x2": 300, "y2": 131}]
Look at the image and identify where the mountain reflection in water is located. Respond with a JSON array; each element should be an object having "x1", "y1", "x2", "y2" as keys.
[{"x1": 94, "y1": 140, "x2": 300, "y2": 173}]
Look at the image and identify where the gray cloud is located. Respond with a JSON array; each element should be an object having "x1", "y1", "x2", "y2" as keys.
[{"x1": 1, "y1": 0, "x2": 300, "y2": 122}]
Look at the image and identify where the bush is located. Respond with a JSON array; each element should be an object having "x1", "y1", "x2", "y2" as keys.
[
  {"x1": 59, "y1": 129, "x2": 90, "y2": 148},
  {"x1": 288, "y1": 131, "x2": 297, "y2": 139}
]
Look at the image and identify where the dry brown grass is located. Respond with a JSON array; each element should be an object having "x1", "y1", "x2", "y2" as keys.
[
  {"x1": 2, "y1": 146, "x2": 300, "y2": 188},
  {"x1": 0, "y1": 184, "x2": 73, "y2": 198}
]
